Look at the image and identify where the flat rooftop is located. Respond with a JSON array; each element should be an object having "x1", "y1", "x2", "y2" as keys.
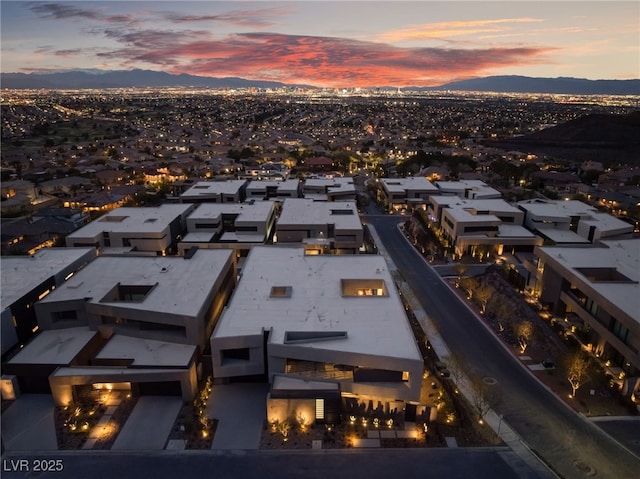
[
  {"x1": 188, "y1": 201, "x2": 274, "y2": 224},
  {"x1": 304, "y1": 178, "x2": 354, "y2": 191},
  {"x1": 66, "y1": 204, "x2": 193, "y2": 239},
  {"x1": 213, "y1": 247, "x2": 422, "y2": 361},
  {"x1": 8, "y1": 327, "x2": 97, "y2": 365},
  {"x1": 580, "y1": 212, "x2": 634, "y2": 234},
  {"x1": 430, "y1": 196, "x2": 520, "y2": 213},
  {"x1": 38, "y1": 249, "x2": 233, "y2": 317},
  {"x1": 303, "y1": 178, "x2": 356, "y2": 201},
  {"x1": 537, "y1": 239, "x2": 640, "y2": 322},
  {"x1": 536, "y1": 228, "x2": 591, "y2": 244},
  {"x1": 436, "y1": 180, "x2": 501, "y2": 197},
  {"x1": 181, "y1": 180, "x2": 247, "y2": 198},
  {"x1": 246, "y1": 179, "x2": 299, "y2": 191},
  {"x1": 181, "y1": 232, "x2": 216, "y2": 243},
  {"x1": 445, "y1": 208, "x2": 500, "y2": 224},
  {"x1": 1, "y1": 247, "x2": 96, "y2": 307},
  {"x1": 96, "y1": 335, "x2": 196, "y2": 367},
  {"x1": 381, "y1": 177, "x2": 438, "y2": 193},
  {"x1": 278, "y1": 199, "x2": 361, "y2": 230},
  {"x1": 517, "y1": 199, "x2": 595, "y2": 218}
]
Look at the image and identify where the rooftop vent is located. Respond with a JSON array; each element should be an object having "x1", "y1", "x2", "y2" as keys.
[
  {"x1": 184, "y1": 246, "x2": 199, "y2": 259},
  {"x1": 270, "y1": 286, "x2": 292, "y2": 298}
]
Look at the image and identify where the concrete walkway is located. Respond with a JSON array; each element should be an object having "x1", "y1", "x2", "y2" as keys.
[
  {"x1": 111, "y1": 396, "x2": 182, "y2": 450},
  {"x1": 208, "y1": 383, "x2": 269, "y2": 450},
  {"x1": 1, "y1": 394, "x2": 57, "y2": 451}
]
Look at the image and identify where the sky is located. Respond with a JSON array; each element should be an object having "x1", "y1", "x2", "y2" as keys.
[{"x1": 1, "y1": 1, "x2": 638, "y2": 88}]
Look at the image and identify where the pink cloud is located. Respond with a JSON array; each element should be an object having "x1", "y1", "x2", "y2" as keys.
[{"x1": 97, "y1": 31, "x2": 554, "y2": 87}]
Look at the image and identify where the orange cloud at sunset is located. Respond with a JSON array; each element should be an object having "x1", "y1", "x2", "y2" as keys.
[{"x1": 97, "y1": 32, "x2": 552, "y2": 87}]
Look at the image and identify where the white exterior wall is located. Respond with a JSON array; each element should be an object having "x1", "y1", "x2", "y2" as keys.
[
  {"x1": 524, "y1": 214, "x2": 571, "y2": 231},
  {"x1": 109, "y1": 230, "x2": 172, "y2": 252},
  {"x1": 186, "y1": 215, "x2": 223, "y2": 233},
  {"x1": 211, "y1": 333, "x2": 265, "y2": 378},
  {"x1": 268, "y1": 343, "x2": 423, "y2": 403}
]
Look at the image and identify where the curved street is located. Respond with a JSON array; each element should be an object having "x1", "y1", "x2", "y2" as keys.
[{"x1": 366, "y1": 214, "x2": 640, "y2": 479}]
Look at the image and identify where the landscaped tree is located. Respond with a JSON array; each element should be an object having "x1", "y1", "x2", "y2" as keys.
[
  {"x1": 475, "y1": 283, "x2": 494, "y2": 314},
  {"x1": 453, "y1": 263, "x2": 467, "y2": 284},
  {"x1": 566, "y1": 351, "x2": 591, "y2": 397},
  {"x1": 515, "y1": 320, "x2": 535, "y2": 354},
  {"x1": 452, "y1": 261, "x2": 466, "y2": 274},
  {"x1": 278, "y1": 419, "x2": 291, "y2": 442},
  {"x1": 459, "y1": 276, "x2": 477, "y2": 300},
  {"x1": 445, "y1": 352, "x2": 468, "y2": 387},
  {"x1": 469, "y1": 377, "x2": 492, "y2": 421},
  {"x1": 491, "y1": 299, "x2": 517, "y2": 333}
]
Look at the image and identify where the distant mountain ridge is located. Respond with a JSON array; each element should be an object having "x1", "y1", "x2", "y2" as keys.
[
  {"x1": 0, "y1": 69, "x2": 295, "y2": 90},
  {"x1": 1, "y1": 69, "x2": 639, "y2": 95},
  {"x1": 423, "y1": 75, "x2": 640, "y2": 95}
]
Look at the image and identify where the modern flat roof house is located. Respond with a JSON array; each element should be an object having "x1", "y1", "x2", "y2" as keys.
[
  {"x1": 517, "y1": 199, "x2": 633, "y2": 244},
  {"x1": 0, "y1": 247, "x2": 96, "y2": 359},
  {"x1": 276, "y1": 198, "x2": 364, "y2": 254},
  {"x1": 434, "y1": 180, "x2": 502, "y2": 200},
  {"x1": 245, "y1": 179, "x2": 300, "y2": 201},
  {"x1": 302, "y1": 178, "x2": 357, "y2": 202},
  {"x1": 210, "y1": 247, "x2": 424, "y2": 425},
  {"x1": 426, "y1": 196, "x2": 541, "y2": 258},
  {"x1": 178, "y1": 201, "x2": 276, "y2": 255},
  {"x1": 179, "y1": 179, "x2": 248, "y2": 203},
  {"x1": 3, "y1": 250, "x2": 236, "y2": 405},
  {"x1": 379, "y1": 177, "x2": 438, "y2": 212},
  {"x1": 65, "y1": 204, "x2": 195, "y2": 255},
  {"x1": 531, "y1": 239, "x2": 640, "y2": 389}
]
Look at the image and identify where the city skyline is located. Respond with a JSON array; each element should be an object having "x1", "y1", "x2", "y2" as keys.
[{"x1": 1, "y1": 1, "x2": 639, "y2": 88}]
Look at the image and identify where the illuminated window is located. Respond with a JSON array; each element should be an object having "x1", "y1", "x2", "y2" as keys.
[{"x1": 341, "y1": 279, "x2": 387, "y2": 297}]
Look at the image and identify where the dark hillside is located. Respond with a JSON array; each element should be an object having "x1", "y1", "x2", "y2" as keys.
[{"x1": 488, "y1": 111, "x2": 640, "y2": 164}]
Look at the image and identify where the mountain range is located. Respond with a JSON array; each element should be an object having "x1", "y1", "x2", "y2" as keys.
[{"x1": 1, "y1": 70, "x2": 639, "y2": 95}]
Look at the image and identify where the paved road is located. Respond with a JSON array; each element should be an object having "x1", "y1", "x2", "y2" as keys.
[
  {"x1": 366, "y1": 215, "x2": 640, "y2": 479},
  {"x1": 0, "y1": 448, "x2": 537, "y2": 479}
]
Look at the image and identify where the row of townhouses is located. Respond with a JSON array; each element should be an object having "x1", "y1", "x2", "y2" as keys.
[{"x1": 2, "y1": 177, "x2": 638, "y2": 423}]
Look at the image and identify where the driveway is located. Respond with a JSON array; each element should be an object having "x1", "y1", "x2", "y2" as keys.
[
  {"x1": 1, "y1": 394, "x2": 57, "y2": 451},
  {"x1": 111, "y1": 396, "x2": 182, "y2": 450},
  {"x1": 208, "y1": 383, "x2": 268, "y2": 450}
]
